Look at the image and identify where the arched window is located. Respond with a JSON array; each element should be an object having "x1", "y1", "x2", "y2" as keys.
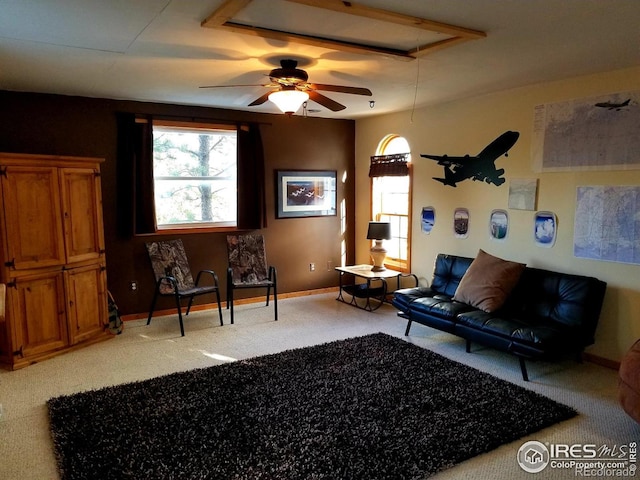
[{"x1": 371, "y1": 135, "x2": 412, "y2": 272}]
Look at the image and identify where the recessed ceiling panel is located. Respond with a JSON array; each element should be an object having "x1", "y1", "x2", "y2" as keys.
[{"x1": 234, "y1": 0, "x2": 447, "y2": 51}]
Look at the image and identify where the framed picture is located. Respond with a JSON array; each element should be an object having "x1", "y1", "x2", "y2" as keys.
[
  {"x1": 276, "y1": 170, "x2": 337, "y2": 218},
  {"x1": 534, "y1": 211, "x2": 557, "y2": 247},
  {"x1": 489, "y1": 209, "x2": 509, "y2": 241},
  {"x1": 454, "y1": 208, "x2": 469, "y2": 238},
  {"x1": 508, "y1": 178, "x2": 538, "y2": 210},
  {"x1": 421, "y1": 207, "x2": 435, "y2": 234}
]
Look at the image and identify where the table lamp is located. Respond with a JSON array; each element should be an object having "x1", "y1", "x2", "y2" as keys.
[{"x1": 367, "y1": 221, "x2": 391, "y2": 272}]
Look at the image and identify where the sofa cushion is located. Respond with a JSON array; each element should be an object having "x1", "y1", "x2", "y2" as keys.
[
  {"x1": 456, "y1": 310, "x2": 571, "y2": 350},
  {"x1": 410, "y1": 295, "x2": 476, "y2": 320},
  {"x1": 430, "y1": 254, "x2": 474, "y2": 297},
  {"x1": 392, "y1": 287, "x2": 434, "y2": 313},
  {"x1": 453, "y1": 249, "x2": 525, "y2": 313}
]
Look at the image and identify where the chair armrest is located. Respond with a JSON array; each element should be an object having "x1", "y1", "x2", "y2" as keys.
[
  {"x1": 157, "y1": 275, "x2": 179, "y2": 293},
  {"x1": 269, "y1": 265, "x2": 277, "y2": 283},
  {"x1": 194, "y1": 269, "x2": 220, "y2": 288},
  {"x1": 227, "y1": 267, "x2": 233, "y2": 286}
]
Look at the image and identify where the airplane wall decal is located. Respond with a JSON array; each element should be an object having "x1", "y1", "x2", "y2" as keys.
[
  {"x1": 594, "y1": 99, "x2": 631, "y2": 111},
  {"x1": 421, "y1": 131, "x2": 520, "y2": 187}
]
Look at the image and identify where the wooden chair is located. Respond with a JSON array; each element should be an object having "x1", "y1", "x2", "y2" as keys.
[
  {"x1": 146, "y1": 239, "x2": 223, "y2": 336},
  {"x1": 226, "y1": 234, "x2": 277, "y2": 324}
]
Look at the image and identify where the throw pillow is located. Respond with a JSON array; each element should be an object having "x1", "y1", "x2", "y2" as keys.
[{"x1": 453, "y1": 249, "x2": 525, "y2": 313}]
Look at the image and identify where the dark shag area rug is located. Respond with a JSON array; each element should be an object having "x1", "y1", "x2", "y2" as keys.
[{"x1": 47, "y1": 333, "x2": 576, "y2": 479}]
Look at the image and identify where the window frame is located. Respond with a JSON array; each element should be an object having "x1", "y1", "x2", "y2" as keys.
[
  {"x1": 370, "y1": 134, "x2": 413, "y2": 272},
  {"x1": 152, "y1": 120, "x2": 238, "y2": 234}
]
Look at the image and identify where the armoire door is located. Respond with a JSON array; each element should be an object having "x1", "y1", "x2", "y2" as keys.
[
  {"x1": 9, "y1": 271, "x2": 68, "y2": 360},
  {"x1": 0, "y1": 166, "x2": 66, "y2": 270},
  {"x1": 60, "y1": 167, "x2": 105, "y2": 263},
  {"x1": 65, "y1": 263, "x2": 107, "y2": 344}
]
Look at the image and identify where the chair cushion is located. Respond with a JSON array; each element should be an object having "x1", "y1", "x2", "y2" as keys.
[
  {"x1": 453, "y1": 249, "x2": 525, "y2": 313},
  {"x1": 227, "y1": 235, "x2": 269, "y2": 283},
  {"x1": 146, "y1": 240, "x2": 195, "y2": 294},
  {"x1": 178, "y1": 285, "x2": 219, "y2": 297},
  {"x1": 232, "y1": 279, "x2": 274, "y2": 287}
]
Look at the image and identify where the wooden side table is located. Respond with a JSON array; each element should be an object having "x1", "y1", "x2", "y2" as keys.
[{"x1": 335, "y1": 264, "x2": 406, "y2": 311}]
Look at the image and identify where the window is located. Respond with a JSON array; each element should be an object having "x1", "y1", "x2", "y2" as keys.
[
  {"x1": 371, "y1": 135, "x2": 412, "y2": 271},
  {"x1": 153, "y1": 122, "x2": 237, "y2": 230}
]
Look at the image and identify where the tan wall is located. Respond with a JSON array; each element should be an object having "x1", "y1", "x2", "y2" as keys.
[
  {"x1": 355, "y1": 66, "x2": 640, "y2": 362},
  {"x1": 0, "y1": 91, "x2": 356, "y2": 315}
]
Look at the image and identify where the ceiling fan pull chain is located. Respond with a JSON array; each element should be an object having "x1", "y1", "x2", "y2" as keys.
[{"x1": 411, "y1": 38, "x2": 422, "y2": 124}]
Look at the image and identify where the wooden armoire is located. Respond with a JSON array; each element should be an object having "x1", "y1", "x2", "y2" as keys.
[{"x1": 0, "y1": 153, "x2": 110, "y2": 369}]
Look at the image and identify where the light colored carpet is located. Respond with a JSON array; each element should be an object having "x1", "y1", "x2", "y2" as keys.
[{"x1": 0, "y1": 293, "x2": 637, "y2": 479}]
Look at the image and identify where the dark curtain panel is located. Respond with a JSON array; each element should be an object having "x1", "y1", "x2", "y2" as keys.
[
  {"x1": 134, "y1": 116, "x2": 156, "y2": 234},
  {"x1": 369, "y1": 153, "x2": 410, "y2": 177},
  {"x1": 116, "y1": 113, "x2": 136, "y2": 238},
  {"x1": 237, "y1": 124, "x2": 267, "y2": 229},
  {"x1": 115, "y1": 113, "x2": 156, "y2": 236}
]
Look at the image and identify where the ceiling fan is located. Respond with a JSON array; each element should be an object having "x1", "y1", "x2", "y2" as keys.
[{"x1": 200, "y1": 59, "x2": 372, "y2": 114}]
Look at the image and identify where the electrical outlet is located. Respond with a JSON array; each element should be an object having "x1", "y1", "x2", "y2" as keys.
[
  {"x1": 327, "y1": 260, "x2": 333, "y2": 271},
  {"x1": 309, "y1": 263, "x2": 315, "y2": 272},
  {"x1": 130, "y1": 281, "x2": 138, "y2": 291}
]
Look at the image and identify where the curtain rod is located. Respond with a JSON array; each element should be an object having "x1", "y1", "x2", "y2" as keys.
[{"x1": 130, "y1": 112, "x2": 272, "y2": 127}]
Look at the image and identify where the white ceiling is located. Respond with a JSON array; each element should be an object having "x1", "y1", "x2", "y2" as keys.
[{"x1": 0, "y1": 0, "x2": 638, "y2": 119}]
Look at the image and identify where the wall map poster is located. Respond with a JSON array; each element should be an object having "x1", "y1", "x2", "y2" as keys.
[
  {"x1": 574, "y1": 186, "x2": 640, "y2": 265},
  {"x1": 532, "y1": 90, "x2": 640, "y2": 172}
]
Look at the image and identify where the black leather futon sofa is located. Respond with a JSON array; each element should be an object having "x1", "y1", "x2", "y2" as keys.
[{"x1": 392, "y1": 251, "x2": 607, "y2": 381}]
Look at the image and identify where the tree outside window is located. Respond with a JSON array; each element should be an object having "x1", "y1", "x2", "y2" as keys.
[{"x1": 153, "y1": 124, "x2": 237, "y2": 229}]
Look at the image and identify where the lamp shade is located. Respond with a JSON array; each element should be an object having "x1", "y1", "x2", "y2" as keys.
[
  {"x1": 367, "y1": 221, "x2": 391, "y2": 240},
  {"x1": 268, "y1": 89, "x2": 309, "y2": 114}
]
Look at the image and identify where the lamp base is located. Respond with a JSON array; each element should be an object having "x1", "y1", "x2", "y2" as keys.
[{"x1": 370, "y1": 240, "x2": 387, "y2": 272}]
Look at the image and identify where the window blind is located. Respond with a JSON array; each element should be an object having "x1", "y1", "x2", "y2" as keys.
[{"x1": 369, "y1": 153, "x2": 409, "y2": 177}]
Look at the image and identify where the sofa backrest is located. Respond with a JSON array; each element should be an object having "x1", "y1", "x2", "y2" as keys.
[
  {"x1": 431, "y1": 254, "x2": 474, "y2": 297},
  {"x1": 507, "y1": 267, "x2": 607, "y2": 345}
]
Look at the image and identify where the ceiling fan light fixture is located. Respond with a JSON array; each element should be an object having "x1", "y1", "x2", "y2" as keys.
[{"x1": 268, "y1": 89, "x2": 309, "y2": 114}]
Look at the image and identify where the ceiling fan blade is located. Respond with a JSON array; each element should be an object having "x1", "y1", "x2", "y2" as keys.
[
  {"x1": 248, "y1": 91, "x2": 273, "y2": 106},
  {"x1": 199, "y1": 84, "x2": 269, "y2": 89},
  {"x1": 308, "y1": 84, "x2": 372, "y2": 96},
  {"x1": 308, "y1": 90, "x2": 346, "y2": 112}
]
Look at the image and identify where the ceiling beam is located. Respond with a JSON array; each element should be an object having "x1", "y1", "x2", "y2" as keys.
[
  {"x1": 410, "y1": 36, "x2": 476, "y2": 58},
  {"x1": 285, "y1": 0, "x2": 486, "y2": 40},
  {"x1": 201, "y1": 0, "x2": 486, "y2": 60},
  {"x1": 208, "y1": 21, "x2": 416, "y2": 60},
  {"x1": 201, "y1": 0, "x2": 253, "y2": 27}
]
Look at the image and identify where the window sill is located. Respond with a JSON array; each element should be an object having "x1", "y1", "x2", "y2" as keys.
[
  {"x1": 137, "y1": 225, "x2": 240, "y2": 236},
  {"x1": 385, "y1": 260, "x2": 409, "y2": 273}
]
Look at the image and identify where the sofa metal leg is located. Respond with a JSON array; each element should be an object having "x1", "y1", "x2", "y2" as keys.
[
  {"x1": 466, "y1": 340, "x2": 472, "y2": 353},
  {"x1": 519, "y1": 357, "x2": 529, "y2": 381},
  {"x1": 404, "y1": 319, "x2": 413, "y2": 336}
]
